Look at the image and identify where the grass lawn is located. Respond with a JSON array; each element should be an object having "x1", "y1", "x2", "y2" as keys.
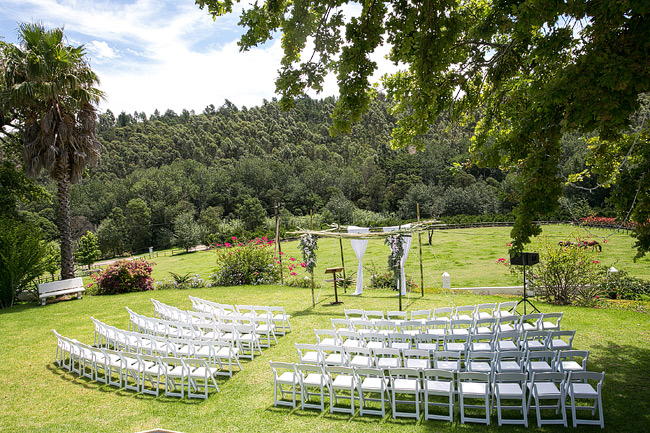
[
  {"x1": 144, "y1": 224, "x2": 649, "y2": 288},
  {"x1": 1, "y1": 285, "x2": 649, "y2": 432}
]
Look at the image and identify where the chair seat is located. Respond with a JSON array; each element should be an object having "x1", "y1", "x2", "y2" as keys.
[
  {"x1": 303, "y1": 373, "x2": 328, "y2": 386},
  {"x1": 325, "y1": 354, "x2": 345, "y2": 365},
  {"x1": 569, "y1": 383, "x2": 597, "y2": 397},
  {"x1": 456, "y1": 314, "x2": 473, "y2": 321},
  {"x1": 166, "y1": 365, "x2": 185, "y2": 377},
  {"x1": 216, "y1": 346, "x2": 239, "y2": 357},
  {"x1": 468, "y1": 362, "x2": 491, "y2": 372},
  {"x1": 277, "y1": 372, "x2": 298, "y2": 384},
  {"x1": 427, "y1": 329, "x2": 446, "y2": 336},
  {"x1": 391, "y1": 342, "x2": 410, "y2": 350},
  {"x1": 551, "y1": 339, "x2": 570, "y2": 349},
  {"x1": 446, "y1": 343, "x2": 466, "y2": 351},
  {"x1": 403, "y1": 330, "x2": 420, "y2": 336},
  {"x1": 522, "y1": 323, "x2": 537, "y2": 331},
  {"x1": 425, "y1": 380, "x2": 452, "y2": 394},
  {"x1": 273, "y1": 313, "x2": 290, "y2": 320},
  {"x1": 529, "y1": 382, "x2": 561, "y2": 397},
  {"x1": 189, "y1": 366, "x2": 218, "y2": 378},
  {"x1": 376, "y1": 358, "x2": 400, "y2": 368},
  {"x1": 497, "y1": 341, "x2": 517, "y2": 351},
  {"x1": 526, "y1": 341, "x2": 546, "y2": 349},
  {"x1": 471, "y1": 342, "x2": 492, "y2": 351},
  {"x1": 542, "y1": 321, "x2": 558, "y2": 329},
  {"x1": 256, "y1": 324, "x2": 275, "y2": 333},
  {"x1": 318, "y1": 338, "x2": 337, "y2": 346},
  {"x1": 499, "y1": 361, "x2": 522, "y2": 372},
  {"x1": 417, "y1": 343, "x2": 438, "y2": 351},
  {"x1": 477, "y1": 312, "x2": 493, "y2": 320},
  {"x1": 496, "y1": 383, "x2": 523, "y2": 397},
  {"x1": 435, "y1": 361, "x2": 458, "y2": 371},
  {"x1": 239, "y1": 334, "x2": 258, "y2": 342},
  {"x1": 475, "y1": 326, "x2": 492, "y2": 334},
  {"x1": 560, "y1": 361, "x2": 583, "y2": 371},
  {"x1": 300, "y1": 352, "x2": 321, "y2": 363},
  {"x1": 451, "y1": 329, "x2": 469, "y2": 336},
  {"x1": 332, "y1": 375, "x2": 355, "y2": 389},
  {"x1": 496, "y1": 311, "x2": 515, "y2": 318},
  {"x1": 529, "y1": 361, "x2": 553, "y2": 372},
  {"x1": 342, "y1": 340, "x2": 363, "y2": 348},
  {"x1": 350, "y1": 355, "x2": 372, "y2": 367},
  {"x1": 366, "y1": 341, "x2": 384, "y2": 349},
  {"x1": 460, "y1": 382, "x2": 488, "y2": 396},
  {"x1": 393, "y1": 378, "x2": 418, "y2": 392},
  {"x1": 405, "y1": 359, "x2": 428, "y2": 369},
  {"x1": 498, "y1": 324, "x2": 515, "y2": 332},
  {"x1": 361, "y1": 377, "x2": 387, "y2": 391}
]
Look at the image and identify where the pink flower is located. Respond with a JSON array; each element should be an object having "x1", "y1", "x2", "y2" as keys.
[
  {"x1": 290, "y1": 272, "x2": 297, "y2": 276},
  {"x1": 496, "y1": 258, "x2": 506, "y2": 263},
  {"x1": 300, "y1": 262, "x2": 307, "y2": 268},
  {"x1": 224, "y1": 242, "x2": 231, "y2": 247},
  {"x1": 592, "y1": 260, "x2": 600, "y2": 264},
  {"x1": 231, "y1": 236, "x2": 237, "y2": 241},
  {"x1": 289, "y1": 257, "x2": 296, "y2": 261},
  {"x1": 279, "y1": 251, "x2": 284, "y2": 255},
  {"x1": 506, "y1": 243, "x2": 512, "y2": 247}
]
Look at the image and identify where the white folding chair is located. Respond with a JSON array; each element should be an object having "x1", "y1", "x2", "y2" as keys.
[
  {"x1": 541, "y1": 312, "x2": 563, "y2": 330},
  {"x1": 525, "y1": 350, "x2": 557, "y2": 375},
  {"x1": 399, "y1": 320, "x2": 423, "y2": 336},
  {"x1": 356, "y1": 368, "x2": 389, "y2": 417},
  {"x1": 453, "y1": 305, "x2": 477, "y2": 321},
  {"x1": 388, "y1": 333, "x2": 412, "y2": 350},
  {"x1": 527, "y1": 372, "x2": 568, "y2": 427},
  {"x1": 415, "y1": 333, "x2": 442, "y2": 353},
  {"x1": 473, "y1": 318, "x2": 497, "y2": 335},
  {"x1": 549, "y1": 330, "x2": 575, "y2": 350},
  {"x1": 326, "y1": 365, "x2": 357, "y2": 414},
  {"x1": 495, "y1": 330, "x2": 520, "y2": 351},
  {"x1": 270, "y1": 361, "x2": 300, "y2": 407},
  {"x1": 321, "y1": 345, "x2": 348, "y2": 366},
  {"x1": 389, "y1": 368, "x2": 421, "y2": 419},
  {"x1": 344, "y1": 309, "x2": 365, "y2": 320},
  {"x1": 443, "y1": 334, "x2": 468, "y2": 353},
  {"x1": 364, "y1": 332, "x2": 387, "y2": 350},
  {"x1": 466, "y1": 351, "x2": 496, "y2": 376},
  {"x1": 449, "y1": 319, "x2": 473, "y2": 336},
  {"x1": 495, "y1": 350, "x2": 525, "y2": 373},
  {"x1": 295, "y1": 343, "x2": 322, "y2": 365},
  {"x1": 556, "y1": 350, "x2": 589, "y2": 373},
  {"x1": 297, "y1": 363, "x2": 329, "y2": 411},
  {"x1": 374, "y1": 319, "x2": 397, "y2": 336},
  {"x1": 346, "y1": 346, "x2": 373, "y2": 368},
  {"x1": 139, "y1": 353, "x2": 164, "y2": 396},
  {"x1": 185, "y1": 358, "x2": 219, "y2": 399},
  {"x1": 364, "y1": 310, "x2": 384, "y2": 322},
  {"x1": 162, "y1": 356, "x2": 186, "y2": 398},
  {"x1": 493, "y1": 372, "x2": 528, "y2": 426},
  {"x1": 496, "y1": 316, "x2": 519, "y2": 332},
  {"x1": 458, "y1": 371, "x2": 491, "y2": 424},
  {"x1": 425, "y1": 319, "x2": 448, "y2": 337},
  {"x1": 423, "y1": 369, "x2": 455, "y2": 421},
  {"x1": 432, "y1": 350, "x2": 462, "y2": 372},
  {"x1": 331, "y1": 318, "x2": 351, "y2": 331},
  {"x1": 495, "y1": 301, "x2": 517, "y2": 318},
  {"x1": 268, "y1": 306, "x2": 291, "y2": 335},
  {"x1": 386, "y1": 310, "x2": 407, "y2": 324},
  {"x1": 469, "y1": 333, "x2": 495, "y2": 352},
  {"x1": 403, "y1": 348, "x2": 431, "y2": 369},
  {"x1": 519, "y1": 313, "x2": 543, "y2": 331},
  {"x1": 352, "y1": 320, "x2": 375, "y2": 335},
  {"x1": 521, "y1": 330, "x2": 550, "y2": 351},
  {"x1": 433, "y1": 307, "x2": 453, "y2": 321},
  {"x1": 338, "y1": 330, "x2": 364, "y2": 349},
  {"x1": 373, "y1": 347, "x2": 401, "y2": 369},
  {"x1": 475, "y1": 303, "x2": 497, "y2": 319},
  {"x1": 314, "y1": 329, "x2": 339, "y2": 346},
  {"x1": 410, "y1": 309, "x2": 431, "y2": 323},
  {"x1": 567, "y1": 371, "x2": 605, "y2": 428}
]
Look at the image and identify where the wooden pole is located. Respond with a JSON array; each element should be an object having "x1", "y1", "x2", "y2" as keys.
[
  {"x1": 275, "y1": 205, "x2": 283, "y2": 285},
  {"x1": 417, "y1": 203, "x2": 424, "y2": 297},
  {"x1": 337, "y1": 224, "x2": 347, "y2": 292},
  {"x1": 398, "y1": 270, "x2": 403, "y2": 311},
  {"x1": 310, "y1": 271, "x2": 315, "y2": 307}
]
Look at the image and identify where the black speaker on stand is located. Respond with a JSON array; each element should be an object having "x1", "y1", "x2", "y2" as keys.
[{"x1": 510, "y1": 252, "x2": 541, "y2": 315}]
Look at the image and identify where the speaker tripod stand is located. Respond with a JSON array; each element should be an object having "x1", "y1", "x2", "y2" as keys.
[{"x1": 514, "y1": 262, "x2": 540, "y2": 315}]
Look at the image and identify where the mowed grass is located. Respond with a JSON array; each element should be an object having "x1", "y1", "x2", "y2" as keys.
[
  {"x1": 146, "y1": 224, "x2": 649, "y2": 288},
  {"x1": 1, "y1": 286, "x2": 649, "y2": 433}
]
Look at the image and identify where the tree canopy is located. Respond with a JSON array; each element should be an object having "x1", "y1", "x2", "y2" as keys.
[{"x1": 196, "y1": 0, "x2": 650, "y2": 255}]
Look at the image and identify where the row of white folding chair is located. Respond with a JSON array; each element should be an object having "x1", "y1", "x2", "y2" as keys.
[
  {"x1": 150, "y1": 300, "x2": 279, "y2": 347},
  {"x1": 127, "y1": 309, "x2": 262, "y2": 359},
  {"x1": 91, "y1": 318, "x2": 242, "y2": 375},
  {"x1": 296, "y1": 343, "x2": 588, "y2": 375},
  {"x1": 52, "y1": 330, "x2": 219, "y2": 398},
  {"x1": 270, "y1": 362, "x2": 604, "y2": 427},
  {"x1": 332, "y1": 314, "x2": 562, "y2": 336},
  {"x1": 316, "y1": 329, "x2": 575, "y2": 354},
  {"x1": 189, "y1": 296, "x2": 292, "y2": 334},
  {"x1": 343, "y1": 302, "x2": 520, "y2": 323}
]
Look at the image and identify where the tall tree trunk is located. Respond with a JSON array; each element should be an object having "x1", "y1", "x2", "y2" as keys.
[{"x1": 57, "y1": 171, "x2": 75, "y2": 279}]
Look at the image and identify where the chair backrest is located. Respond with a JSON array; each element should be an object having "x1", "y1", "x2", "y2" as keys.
[
  {"x1": 269, "y1": 361, "x2": 295, "y2": 377},
  {"x1": 388, "y1": 367, "x2": 420, "y2": 379},
  {"x1": 426, "y1": 319, "x2": 449, "y2": 329},
  {"x1": 467, "y1": 351, "x2": 495, "y2": 361},
  {"x1": 434, "y1": 350, "x2": 461, "y2": 360},
  {"x1": 476, "y1": 303, "x2": 496, "y2": 314},
  {"x1": 473, "y1": 318, "x2": 497, "y2": 332},
  {"x1": 325, "y1": 365, "x2": 354, "y2": 376},
  {"x1": 494, "y1": 372, "x2": 526, "y2": 383},
  {"x1": 521, "y1": 313, "x2": 543, "y2": 328},
  {"x1": 344, "y1": 309, "x2": 364, "y2": 319},
  {"x1": 410, "y1": 309, "x2": 431, "y2": 320},
  {"x1": 387, "y1": 310, "x2": 407, "y2": 320},
  {"x1": 567, "y1": 371, "x2": 604, "y2": 386},
  {"x1": 422, "y1": 368, "x2": 454, "y2": 381},
  {"x1": 364, "y1": 310, "x2": 384, "y2": 320},
  {"x1": 403, "y1": 348, "x2": 430, "y2": 359},
  {"x1": 433, "y1": 307, "x2": 453, "y2": 318},
  {"x1": 345, "y1": 346, "x2": 372, "y2": 357},
  {"x1": 400, "y1": 320, "x2": 422, "y2": 331},
  {"x1": 331, "y1": 318, "x2": 351, "y2": 330},
  {"x1": 372, "y1": 347, "x2": 401, "y2": 358},
  {"x1": 542, "y1": 312, "x2": 563, "y2": 325},
  {"x1": 557, "y1": 349, "x2": 589, "y2": 362},
  {"x1": 388, "y1": 333, "x2": 411, "y2": 343},
  {"x1": 375, "y1": 320, "x2": 397, "y2": 332},
  {"x1": 355, "y1": 367, "x2": 385, "y2": 380},
  {"x1": 454, "y1": 305, "x2": 477, "y2": 317},
  {"x1": 352, "y1": 320, "x2": 375, "y2": 331},
  {"x1": 531, "y1": 371, "x2": 565, "y2": 385},
  {"x1": 337, "y1": 329, "x2": 361, "y2": 341},
  {"x1": 527, "y1": 350, "x2": 557, "y2": 362},
  {"x1": 497, "y1": 301, "x2": 517, "y2": 313},
  {"x1": 315, "y1": 329, "x2": 338, "y2": 342},
  {"x1": 450, "y1": 319, "x2": 474, "y2": 329},
  {"x1": 457, "y1": 371, "x2": 489, "y2": 382},
  {"x1": 496, "y1": 350, "x2": 524, "y2": 362},
  {"x1": 296, "y1": 363, "x2": 324, "y2": 376}
]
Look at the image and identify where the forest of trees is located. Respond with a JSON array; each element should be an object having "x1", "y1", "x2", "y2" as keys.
[{"x1": 12, "y1": 96, "x2": 611, "y2": 257}]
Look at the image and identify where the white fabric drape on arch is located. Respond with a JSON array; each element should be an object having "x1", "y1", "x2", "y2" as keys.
[
  {"x1": 383, "y1": 224, "x2": 412, "y2": 295},
  {"x1": 348, "y1": 226, "x2": 370, "y2": 295}
]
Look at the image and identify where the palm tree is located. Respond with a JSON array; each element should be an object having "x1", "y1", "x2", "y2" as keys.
[{"x1": 0, "y1": 24, "x2": 103, "y2": 279}]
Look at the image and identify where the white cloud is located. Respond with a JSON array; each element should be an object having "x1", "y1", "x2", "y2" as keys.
[
  {"x1": 87, "y1": 40, "x2": 118, "y2": 60},
  {"x1": 1, "y1": 0, "x2": 400, "y2": 114}
]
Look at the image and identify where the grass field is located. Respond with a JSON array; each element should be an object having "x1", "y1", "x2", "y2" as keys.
[
  {"x1": 142, "y1": 225, "x2": 650, "y2": 288},
  {"x1": 1, "y1": 285, "x2": 649, "y2": 432}
]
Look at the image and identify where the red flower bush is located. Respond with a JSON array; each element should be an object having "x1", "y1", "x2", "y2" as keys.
[{"x1": 90, "y1": 259, "x2": 155, "y2": 295}]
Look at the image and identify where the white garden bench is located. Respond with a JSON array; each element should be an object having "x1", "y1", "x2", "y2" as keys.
[{"x1": 38, "y1": 277, "x2": 85, "y2": 306}]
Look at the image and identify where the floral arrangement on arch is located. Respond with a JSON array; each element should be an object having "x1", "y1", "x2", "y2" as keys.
[
  {"x1": 385, "y1": 234, "x2": 404, "y2": 285},
  {"x1": 298, "y1": 234, "x2": 318, "y2": 274}
]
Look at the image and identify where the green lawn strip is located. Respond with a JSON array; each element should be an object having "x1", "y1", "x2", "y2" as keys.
[{"x1": 1, "y1": 285, "x2": 649, "y2": 432}]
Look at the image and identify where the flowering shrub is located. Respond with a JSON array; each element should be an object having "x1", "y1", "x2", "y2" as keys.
[
  {"x1": 594, "y1": 269, "x2": 650, "y2": 300},
  {"x1": 211, "y1": 240, "x2": 279, "y2": 286},
  {"x1": 89, "y1": 259, "x2": 154, "y2": 295},
  {"x1": 370, "y1": 271, "x2": 417, "y2": 291},
  {"x1": 580, "y1": 216, "x2": 636, "y2": 229},
  {"x1": 156, "y1": 272, "x2": 205, "y2": 290}
]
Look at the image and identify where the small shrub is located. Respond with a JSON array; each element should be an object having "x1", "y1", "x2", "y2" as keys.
[
  {"x1": 89, "y1": 259, "x2": 155, "y2": 295},
  {"x1": 595, "y1": 269, "x2": 650, "y2": 300},
  {"x1": 370, "y1": 270, "x2": 417, "y2": 291},
  {"x1": 211, "y1": 242, "x2": 279, "y2": 286},
  {"x1": 285, "y1": 275, "x2": 320, "y2": 289},
  {"x1": 167, "y1": 272, "x2": 205, "y2": 289}
]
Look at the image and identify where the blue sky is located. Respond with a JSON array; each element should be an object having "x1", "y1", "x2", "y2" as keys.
[{"x1": 0, "y1": 0, "x2": 341, "y2": 114}]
